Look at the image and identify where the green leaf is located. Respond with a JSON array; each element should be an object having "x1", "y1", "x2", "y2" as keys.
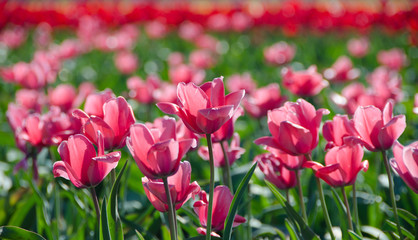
[
  {"x1": 100, "y1": 198, "x2": 111, "y2": 240},
  {"x1": 285, "y1": 218, "x2": 301, "y2": 240},
  {"x1": 385, "y1": 219, "x2": 414, "y2": 240},
  {"x1": 0, "y1": 226, "x2": 46, "y2": 240},
  {"x1": 330, "y1": 188, "x2": 349, "y2": 240},
  {"x1": 392, "y1": 208, "x2": 417, "y2": 227},
  {"x1": 135, "y1": 230, "x2": 145, "y2": 240},
  {"x1": 265, "y1": 181, "x2": 319, "y2": 240},
  {"x1": 107, "y1": 161, "x2": 128, "y2": 240},
  {"x1": 348, "y1": 230, "x2": 362, "y2": 240},
  {"x1": 223, "y1": 162, "x2": 257, "y2": 240}
]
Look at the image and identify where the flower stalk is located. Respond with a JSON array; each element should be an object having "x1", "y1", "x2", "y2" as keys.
[
  {"x1": 163, "y1": 177, "x2": 178, "y2": 240},
  {"x1": 205, "y1": 134, "x2": 215, "y2": 240},
  {"x1": 316, "y1": 178, "x2": 335, "y2": 240},
  {"x1": 341, "y1": 187, "x2": 353, "y2": 231},
  {"x1": 220, "y1": 140, "x2": 234, "y2": 193}
]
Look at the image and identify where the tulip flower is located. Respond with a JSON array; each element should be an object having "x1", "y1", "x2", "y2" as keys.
[
  {"x1": 266, "y1": 148, "x2": 307, "y2": 170},
  {"x1": 206, "y1": 14, "x2": 230, "y2": 32},
  {"x1": 242, "y1": 83, "x2": 286, "y2": 119},
  {"x1": 52, "y1": 132, "x2": 121, "y2": 188},
  {"x1": 231, "y1": 12, "x2": 253, "y2": 32},
  {"x1": 352, "y1": 101, "x2": 406, "y2": 152},
  {"x1": 142, "y1": 161, "x2": 201, "y2": 211},
  {"x1": 211, "y1": 107, "x2": 243, "y2": 143},
  {"x1": 167, "y1": 52, "x2": 184, "y2": 67},
  {"x1": 264, "y1": 41, "x2": 296, "y2": 66},
  {"x1": 127, "y1": 117, "x2": 196, "y2": 179},
  {"x1": 281, "y1": 66, "x2": 328, "y2": 97},
  {"x1": 323, "y1": 115, "x2": 359, "y2": 150},
  {"x1": 74, "y1": 96, "x2": 136, "y2": 150},
  {"x1": 198, "y1": 133, "x2": 245, "y2": 168},
  {"x1": 178, "y1": 21, "x2": 203, "y2": 41},
  {"x1": 157, "y1": 76, "x2": 245, "y2": 134},
  {"x1": 390, "y1": 141, "x2": 418, "y2": 193},
  {"x1": 347, "y1": 37, "x2": 369, "y2": 58},
  {"x1": 193, "y1": 186, "x2": 246, "y2": 237},
  {"x1": 377, "y1": 48, "x2": 407, "y2": 71},
  {"x1": 256, "y1": 153, "x2": 296, "y2": 189},
  {"x1": 16, "y1": 89, "x2": 44, "y2": 112},
  {"x1": 255, "y1": 98, "x2": 329, "y2": 156},
  {"x1": 226, "y1": 73, "x2": 256, "y2": 94},
  {"x1": 190, "y1": 49, "x2": 216, "y2": 69},
  {"x1": 83, "y1": 89, "x2": 115, "y2": 119},
  {"x1": 168, "y1": 64, "x2": 205, "y2": 85},
  {"x1": 48, "y1": 84, "x2": 77, "y2": 112},
  {"x1": 145, "y1": 20, "x2": 169, "y2": 39},
  {"x1": 127, "y1": 75, "x2": 161, "y2": 104},
  {"x1": 323, "y1": 56, "x2": 360, "y2": 83},
  {"x1": 304, "y1": 144, "x2": 368, "y2": 187},
  {"x1": 114, "y1": 51, "x2": 138, "y2": 75}
]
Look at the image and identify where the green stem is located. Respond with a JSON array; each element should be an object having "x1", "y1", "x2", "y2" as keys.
[
  {"x1": 220, "y1": 141, "x2": 234, "y2": 193},
  {"x1": 341, "y1": 187, "x2": 353, "y2": 231},
  {"x1": 295, "y1": 169, "x2": 308, "y2": 222},
  {"x1": 163, "y1": 177, "x2": 178, "y2": 240},
  {"x1": 54, "y1": 180, "x2": 60, "y2": 239},
  {"x1": 382, "y1": 151, "x2": 403, "y2": 239},
  {"x1": 111, "y1": 169, "x2": 116, "y2": 184},
  {"x1": 90, "y1": 187, "x2": 101, "y2": 228},
  {"x1": 316, "y1": 178, "x2": 335, "y2": 240},
  {"x1": 352, "y1": 183, "x2": 361, "y2": 234},
  {"x1": 246, "y1": 184, "x2": 252, "y2": 240},
  {"x1": 205, "y1": 134, "x2": 215, "y2": 240}
]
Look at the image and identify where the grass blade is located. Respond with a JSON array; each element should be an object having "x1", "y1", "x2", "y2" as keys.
[{"x1": 0, "y1": 226, "x2": 46, "y2": 240}]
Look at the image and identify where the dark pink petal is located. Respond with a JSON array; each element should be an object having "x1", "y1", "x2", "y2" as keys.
[
  {"x1": 278, "y1": 121, "x2": 312, "y2": 155},
  {"x1": 254, "y1": 136, "x2": 280, "y2": 149},
  {"x1": 157, "y1": 102, "x2": 180, "y2": 115},
  {"x1": 93, "y1": 151, "x2": 121, "y2": 163},
  {"x1": 196, "y1": 105, "x2": 234, "y2": 134},
  {"x1": 225, "y1": 90, "x2": 245, "y2": 109},
  {"x1": 378, "y1": 115, "x2": 406, "y2": 150},
  {"x1": 210, "y1": 77, "x2": 226, "y2": 107}
]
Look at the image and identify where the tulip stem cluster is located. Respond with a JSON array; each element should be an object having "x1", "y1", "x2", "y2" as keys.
[
  {"x1": 352, "y1": 183, "x2": 361, "y2": 232},
  {"x1": 163, "y1": 177, "x2": 178, "y2": 240},
  {"x1": 341, "y1": 187, "x2": 353, "y2": 231},
  {"x1": 90, "y1": 187, "x2": 101, "y2": 227},
  {"x1": 315, "y1": 178, "x2": 335, "y2": 240},
  {"x1": 205, "y1": 134, "x2": 215, "y2": 240},
  {"x1": 220, "y1": 141, "x2": 234, "y2": 193},
  {"x1": 294, "y1": 169, "x2": 308, "y2": 222},
  {"x1": 382, "y1": 151, "x2": 403, "y2": 240}
]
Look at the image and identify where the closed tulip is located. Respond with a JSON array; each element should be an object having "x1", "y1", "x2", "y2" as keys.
[
  {"x1": 352, "y1": 101, "x2": 406, "y2": 152},
  {"x1": 53, "y1": 132, "x2": 121, "y2": 188},
  {"x1": 281, "y1": 66, "x2": 328, "y2": 97},
  {"x1": 390, "y1": 141, "x2": 418, "y2": 193},
  {"x1": 304, "y1": 143, "x2": 368, "y2": 187},
  {"x1": 198, "y1": 133, "x2": 245, "y2": 167},
  {"x1": 255, "y1": 99, "x2": 329, "y2": 156},
  {"x1": 193, "y1": 185, "x2": 246, "y2": 237},
  {"x1": 256, "y1": 153, "x2": 297, "y2": 189},
  {"x1": 157, "y1": 77, "x2": 245, "y2": 134},
  {"x1": 127, "y1": 117, "x2": 196, "y2": 179},
  {"x1": 83, "y1": 89, "x2": 115, "y2": 118},
  {"x1": 323, "y1": 115, "x2": 359, "y2": 150},
  {"x1": 242, "y1": 83, "x2": 286, "y2": 119},
  {"x1": 142, "y1": 161, "x2": 201, "y2": 212}
]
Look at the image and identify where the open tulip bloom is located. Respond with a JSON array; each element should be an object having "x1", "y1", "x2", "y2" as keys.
[
  {"x1": 390, "y1": 141, "x2": 418, "y2": 194},
  {"x1": 157, "y1": 76, "x2": 245, "y2": 134},
  {"x1": 53, "y1": 131, "x2": 121, "y2": 188}
]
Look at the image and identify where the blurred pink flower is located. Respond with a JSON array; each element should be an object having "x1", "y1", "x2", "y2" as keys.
[
  {"x1": 347, "y1": 37, "x2": 369, "y2": 58},
  {"x1": 114, "y1": 51, "x2": 138, "y2": 75},
  {"x1": 127, "y1": 75, "x2": 161, "y2": 104},
  {"x1": 242, "y1": 83, "x2": 286, "y2": 119},
  {"x1": 145, "y1": 20, "x2": 169, "y2": 39},
  {"x1": 190, "y1": 49, "x2": 216, "y2": 69},
  {"x1": 324, "y1": 56, "x2": 360, "y2": 83},
  {"x1": 226, "y1": 73, "x2": 256, "y2": 94},
  {"x1": 281, "y1": 66, "x2": 328, "y2": 96},
  {"x1": 48, "y1": 84, "x2": 77, "y2": 112},
  {"x1": 390, "y1": 141, "x2": 418, "y2": 193},
  {"x1": 256, "y1": 153, "x2": 297, "y2": 189},
  {"x1": 264, "y1": 42, "x2": 296, "y2": 66},
  {"x1": 169, "y1": 64, "x2": 205, "y2": 85},
  {"x1": 199, "y1": 133, "x2": 245, "y2": 167},
  {"x1": 231, "y1": 12, "x2": 253, "y2": 32},
  {"x1": 206, "y1": 14, "x2": 230, "y2": 32},
  {"x1": 377, "y1": 48, "x2": 407, "y2": 71}
]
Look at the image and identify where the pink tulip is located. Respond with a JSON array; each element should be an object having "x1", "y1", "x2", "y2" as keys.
[
  {"x1": 281, "y1": 66, "x2": 328, "y2": 96},
  {"x1": 157, "y1": 77, "x2": 245, "y2": 134},
  {"x1": 190, "y1": 49, "x2": 216, "y2": 69},
  {"x1": 366, "y1": 67, "x2": 402, "y2": 102},
  {"x1": 83, "y1": 89, "x2": 115, "y2": 119},
  {"x1": 74, "y1": 96, "x2": 136, "y2": 150},
  {"x1": 127, "y1": 75, "x2": 161, "y2": 104},
  {"x1": 178, "y1": 21, "x2": 204, "y2": 41},
  {"x1": 48, "y1": 84, "x2": 77, "y2": 112},
  {"x1": 167, "y1": 52, "x2": 184, "y2": 67},
  {"x1": 153, "y1": 82, "x2": 178, "y2": 104},
  {"x1": 231, "y1": 12, "x2": 253, "y2": 32},
  {"x1": 323, "y1": 115, "x2": 359, "y2": 150},
  {"x1": 323, "y1": 56, "x2": 360, "y2": 83},
  {"x1": 255, "y1": 99, "x2": 329, "y2": 156},
  {"x1": 198, "y1": 133, "x2": 245, "y2": 167},
  {"x1": 212, "y1": 107, "x2": 243, "y2": 143},
  {"x1": 114, "y1": 51, "x2": 138, "y2": 75},
  {"x1": 266, "y1": 148, "x2": 307, "y2": 170},
  {"x1": 264, "y1": 42, "x2": 296, "y2": 66},
  {"x1": 194, "y1": 34, "x2": 219, "y2": 53},
  {"x1": 53, "y1": 132, "x2": 120, "y2": 188},
  {"x1": 127, "y1": 117, "x2": 196, "y2": 179},
  {"x1": 377, "y1": 48, "x2": 407, "y2": 71},
  {"x1": 175, "y1": 120, "x2": 201, "y2": 150},
  {"x1": 390, "y1": 141, "x2": 418, "y2": 193},
  {"x1": 304, "y1": 143, "x2": 368, "y2": 187},
  {"x1": 256, "y1": 153, "x2": 297, "y2": 189},
  {"x1": 414, "y1": 94, "x2": 418, "y2": 115},
  {"x1": 16, "y1": 89, "x2": 44, "y2": 112},
  {"x1": 226, "y1": 73, "x2": 256, "y2": 94},
  {"x1": 193, "y1": 186, "x2": 246, "y2": 237},
  {"x1": 206, "y1": 14, "x2": 230, "y2": 32},
  {"x1": 142, "y1": 161, "x2": 201, "y2": 211},
  {"x1": 0, "y1": 26, "x2": 27, "y2": 49},
  {"x1": 352, "y1": 101, "x2": 406, "y2": 152},
  {"x1": 145, "y1": 20, "x2": 169, "y2": 39},
  {"x1": 242, "y1": 83, "x2": 286, "y2": 119},
  {"x1": 169, "y1": 64, "x2": 205, "y2": 85},
  {"x1": 7, "y1": 103, "x2": 29, "y2": 133},
  {"x1": 347, "y1": 37, "x2": 369, "y2": 58},
  {"x1": 18, "y1": 114, "x2": 48, "y2": 148}
]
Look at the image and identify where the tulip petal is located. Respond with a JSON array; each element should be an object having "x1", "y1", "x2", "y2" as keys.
[
  {"x1": 278, "y1": 121, "x2": 313, "y2": 155},
  {"x1": 378, "y1": 115, "x2": 406, "y2": 150},
  {"x1": 196, "y1": 105, "x2": 234, "y2": 134},
  {"x1": 92, "y1": 151, "x2": 121, "y2": 163},
  {"x1": 225, "y1": 90, "x2": 245, "y2": 109},
  {"x1": 353, "y1": 105, "x2": 384, "y2": 151},
  {"x1": 53, "y1": 161, "x2": 87, "y2": 188},
  {"x1": 210, "y1": 77, "x2": 226, "y2": 107},
  {"x1": 254, "y1": 136, "x2": 280, "y2": 149},
  {"x1": 157, "y1": 102, "x2": 180, "y2": 115}
]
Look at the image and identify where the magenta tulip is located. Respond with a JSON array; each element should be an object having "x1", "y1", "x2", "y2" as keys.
[
  {"x1": 323, "y1": 115, "x2": 359, "y2": 150},
  {"x1": 304, "y1": 143, "x2": 368, "y2": 187},
  {"x1": 142, "y1": 161, "x2": 201, "y2": 212},
  {"x1": 53, "y1": 132, "x2": 120, "y2": 188},
  {"x1": 157, "y1": 77, "x2": 245, "y2": 134},
  {"x1": 193, "y1": 186, "x2": 246, "y2": 237},
  {"x1": 242, "y1": 83, "x2": 286, "y2": 119},
  {"x1": 198, "y1": 133, "x2": 245, "y2": 167},
  {"x1": 256, "y1": 153, "x2": 297, "y2": 189},
  {"x1": 390, "y1": 141, "x2": 418, "y2": 193},
  {"x1": 281, "y1": 66, "x2": 328, "y2": 96},
  {"x1": 255, "y1": 99, "x2": 329, "y2": 156},
  {"x1": 127, "y1": 117, "x2": 196, "y2": 179}
]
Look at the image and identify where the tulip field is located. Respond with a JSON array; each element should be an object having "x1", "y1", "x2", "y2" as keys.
[{"x1": 0, "y1": 1, "x2": 418, "y2": 240}]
